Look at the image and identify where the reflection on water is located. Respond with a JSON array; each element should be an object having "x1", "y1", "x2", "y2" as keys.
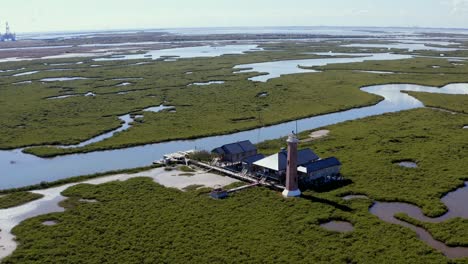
[
  {"x1": 94, "y1": 45, "x2": 261, "y2": 62},
  {"x1": 41, "y1": 77, "x2": 89, "y2": 82},
  {"x1": 320, "y1": 221, "x2": 354, "y2": 232},
  {"x1": 0, "y1": 83, "x2": 467, "y2": 189},
  {"x1": 370, "y1": 182, "x2": 468, "y2": 258},
  {"x1": 143, "y1": 105, "x2": 175, "y2": 113},
  {"x1": 188, "y1": 81, "x2": 225, "y2": 86},
  {"x1": 12, "y1": 71, "x2": 39, "y2": 77},
  {"x1": 342, "y1": 43, "x2": 464, "y2": 52},
  {"x1": 59, "y1": 115, "x2": 133, "y2": 149},
  {"x1": 234, "y1": 53, "x2": 412, "y2": 82}
]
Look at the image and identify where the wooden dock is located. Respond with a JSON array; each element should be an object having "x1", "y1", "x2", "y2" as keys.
[
  {"x1": 227, "y1": 182, "x2": 259, "y2": 193},
  {"x1": 189, "y1": 160, "x2": 284, "y2": 191}
]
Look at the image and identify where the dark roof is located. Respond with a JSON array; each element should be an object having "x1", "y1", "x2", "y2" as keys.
[
  {"x1": 277, "y1": 149, "x2": 320, "y2": 171},
  {"x1": 212, "y1": 147, "x2": 225, "y2": 155},
  {"x1": 242, "y1": 154, "x2": 265, "y2": 164},
  {"x1": 302, "y1": 157, "x2": 342, "y2": 173},
  {"x1": 297, "y1": 149, "x2": 320, "y2": 166},
  {"x1": 238, "y1": 140, "x2": 257, "y2": 152},
  {"x1": 212, "y1": 140, "x2": 257, "y2": 155}
]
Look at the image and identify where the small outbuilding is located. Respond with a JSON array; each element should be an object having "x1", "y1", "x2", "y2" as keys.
[{"x1": 212, "y1": 140, "x2": 258, "y2": 164}]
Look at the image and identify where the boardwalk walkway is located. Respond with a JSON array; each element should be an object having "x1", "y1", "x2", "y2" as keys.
[{"x1": 189, "y1": 160, "x2": 284, "y2": 191}]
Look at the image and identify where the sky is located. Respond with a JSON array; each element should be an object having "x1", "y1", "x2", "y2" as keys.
[{"x1": 2, "y1": 0, "x2": 468, "y2": 33}]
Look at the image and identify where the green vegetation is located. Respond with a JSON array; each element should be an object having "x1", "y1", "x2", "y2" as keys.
[
  {"x1": 0, "y1": 192, "x2": 43, "y2": 209},
  {"x1": 188, "y1": 150, "x2": 215, "y2": 162},
  {"x1": 5, "y1": 109, "x2": 468, "y2": 263},
  {"x1": 3, "y1": 108, "x2": 468, "y2": 263},
  {"x1": 4, "y1": 178, "x2": 457, "y2": 264},
  {"x1": 406, "y1": 92, "x2": 468, "y2": 114},
  {"x1": 177, "y1": 173, "x2": 195, "y2": 177},
  {"x1": 0, "y1": 43, "x2": 466, "y2": 158},
  {"x1": 0, "y1": 164, "x2": 163, "y2": 195},
  {"x1": 314, "y1": 56, "x2": 468, "y2": 75},
  {"x1": 178, "y1": 165, "x2": 196, "y2": 173},
  {"x1": 258, "y1": 108, "x2": 468, "y2": 217},
  {"x1": 182, "y1": 184, "x2": 204, "y2": 191},
  {"x1": 396, "y1": 213, "x2": 468, "y2": 247}
]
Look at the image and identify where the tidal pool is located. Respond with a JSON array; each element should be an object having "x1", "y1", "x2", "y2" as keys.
[
  {"x1": 0, "y1": 83, "x2": 467, "y2": 189},
  {"x1": 397, "y1": 161, "x2": 418, "y2": 168},
  {"x1": 12, "y1": 71, "x2": 39, "y2": 77},
  {"x1": 116, "y1": 82, "x2": 132, "y2": 86},
  {"x1": 143, "y1": 105, "x2": 175, "y2": 113},
  {"x1": 13, "y1": 81, "x2": 32, "y2": 85},
  {"x1": 355, "y1": 70, "x2": 396, "y2": 74},
  {"x1": 41, "y1": 77, "x2": 89, "y2": 82},
  {"x1": 188, "y1": 81, "x2": 225, "y2": 86},
  {"x1": 320, "y1": 221, "x2": 354, "y2": 232}
]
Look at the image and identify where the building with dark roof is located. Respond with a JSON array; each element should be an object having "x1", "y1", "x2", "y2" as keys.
[
  {"x1": 212, "y1": 140, "x2": 258, "y2": 163},
  {"x1": 252, "y1": 148, "x2": 320, "y2": 179},
  {"x1": 299, "y1": 157, "x2": 342, "y2": 181},
  {"x1": 241, "y1": 154, "x2": 265, "y2": 171}
]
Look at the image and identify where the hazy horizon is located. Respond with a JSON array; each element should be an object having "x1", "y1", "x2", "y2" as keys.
[{"x1": 2, "y1": 0, "x2": 468, "y2": 33}]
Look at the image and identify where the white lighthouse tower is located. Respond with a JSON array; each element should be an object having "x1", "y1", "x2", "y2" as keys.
[{"x1": 282, "y1": 133, "x2": 301, "y2": 197}]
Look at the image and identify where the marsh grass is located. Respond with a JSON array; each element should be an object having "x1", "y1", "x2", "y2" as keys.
[
  {"x1": 4, "y1": 178, "x2": 452, "y2": 263},
  {"x1": 0, "y1": 192, "x2": 44, "y2": 209}
]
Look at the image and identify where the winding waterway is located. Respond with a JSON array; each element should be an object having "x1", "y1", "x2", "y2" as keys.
[
  {"x1": 369, "y1": 181, "x2": 468, "y2": 258},
  {"x1": 1, "y1": 83, "x2": 467, "y2": 190}
]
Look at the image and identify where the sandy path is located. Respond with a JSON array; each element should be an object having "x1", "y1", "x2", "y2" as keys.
[
  {"x1": 0, "y1": 167, "x2": 238, "y2": 260},
  {"x1": 301, "y1": 129, "x2": 330, "y2": 142}
]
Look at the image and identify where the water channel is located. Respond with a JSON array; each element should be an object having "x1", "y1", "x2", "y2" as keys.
[{"x1": 0, "y1": 83, "x2": 467, "y2": 190}]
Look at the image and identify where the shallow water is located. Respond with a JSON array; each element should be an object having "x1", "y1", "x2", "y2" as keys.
[
  {"x1": 398, "y1": 161, "x2": 418, "y2": 168},
  {"x1": 94, "y1": 45, "x2": 261, "y2": 62},
  {"x1": 116, "y1": 82, "x2": 132, "y2": 87},
  {"x1": 0, "y1": 167, "x2": 238, "y2": 260},
  {"x1": 12, "y1": 71, "x2": 39, "y2": 77},
  {"x1": 143, "y1": 105, "x2": 175, "y2": 113},
  {"x1": 42, "y1": 220, "x2": 58, "y2": 226},
  {"x1": 320, "y1": 221, "x2": 354, "y2": 232},
  {"x1": 370, "y1": 182, "x2": 468, "y2": 258},
  {"x1": 356, "y1": 70, "x2": 396, "y2": 74},
  {"x1": 13, "y1": 81, "x2": 32, "y2": 85},
  {"x1": 188, "y1": 81, "x2": 225, "y2": 86},
  {"x1": 0, "y1": 83, "x2": 467, "y2": 189},
  {"x1": 59, "y1": 114, "x2": 133, "y2": 149},
  {"x1": 41, "y1": 77, "x2": 89, "y2": 82},
  {"x1": 342, "y1": 43, "x2": 464, "y2": 52},
  {"x1": 234, "y1": 53, "x2": 412, "y2": 82},
  {"x1": 342, "y1": 195, "x2": 369, "y2": 200},
  {"x1": 48, "y1": 94, "x2": 79, "y2": 100}
]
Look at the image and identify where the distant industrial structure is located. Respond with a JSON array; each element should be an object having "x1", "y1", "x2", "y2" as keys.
[{"x1": 1, "y1": 22, "x2": 16, "y2": 42}]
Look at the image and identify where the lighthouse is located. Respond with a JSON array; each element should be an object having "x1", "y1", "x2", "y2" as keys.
[{"x1": 282, "y1": 132, "x2": 301, "y2": 197}]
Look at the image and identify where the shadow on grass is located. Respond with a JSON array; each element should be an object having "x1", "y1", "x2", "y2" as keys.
[
  {"x1": 301, "y1": 194, "x2": 353, "y2": 212},
  {"x1": 301, "y1": 179, "x2": 354, "y2": 193}
]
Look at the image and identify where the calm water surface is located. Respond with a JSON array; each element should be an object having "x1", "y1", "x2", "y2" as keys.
[{"x1": 0, "y1": 83, "x2": 467, "y2": 189}]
